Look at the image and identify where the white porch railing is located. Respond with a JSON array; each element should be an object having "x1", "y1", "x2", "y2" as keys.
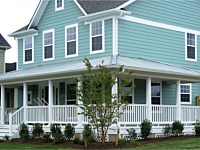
[
  {"x1": 119, "y1": 104, "x2": 148, "y2": 124},
  {"x1": 52, "y1": 105, "x2": 78, "y2": 123},
  {"x1": 181, "y1": 106, "x2": 200, "y2": 123},
  {"x1": 11, "y1": 107, "x2": 24, "y2": 125},
  {"x1": 152, "y1": 105, "x2": 177, "y2": 124},
  {"x1": 27, "y1": 106, "x2": 49, "y2": 123}
]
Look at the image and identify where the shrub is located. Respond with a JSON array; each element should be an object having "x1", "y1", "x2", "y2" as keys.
[
  {"x1": 19, "y1": 123, "x2": 30, "y2": 140},
  {"x1": 130, "y1": 139, "x2": 139, "y2": 145},
  {"x1": 172, "y1": 120, "x2": 184, "y2": 136},
  {"x1": 127, "y1": 128, "x2": 137, "y2": 140},
  {"x1": 83, "y1": 124, "x2": 95, "y2": 142},
  {"x1": 140, "y1": 119, "x2": 152, "y2": 139},
  {"x1": 42, "y1": 133, "x2": 51, "y2": 143},
  {"x1": 163, "y1": 124, "x2": 172, "y2": 137},
  {"x1": 194, "y1": 120, "x2": 200, "y2": 136},
  {"x1": 64, "y1": 124, "x2": 75, "y2": 141},
  {"x1": 3, "y1": 135, "x2": 10, "y2": 141},
  {"x1": 119, "y1": 138, "x2": 128, "y2": 143},
  {"x1": 32, "y1": 123, "x2": 44, "y2": 139},
  {"x1": 50, "y1": 124, "x2": 64, "y2": 144},
  {"x1": 73, "y1": 137, "x2": 80, "y2": 144}
]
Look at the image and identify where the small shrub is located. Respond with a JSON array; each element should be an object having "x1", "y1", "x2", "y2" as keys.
[
  {"x1": 127, "y1": 128, "x2": 137, "y2": 140},
  {"x1": 19, "y1": 123, "x2": 30, "y2": 140},
  {"x1": 119, "y1": 138, "x2": 128, "y2": 143},
  {"x1": 163, "y1": 124, "x2": 172, "y2": 137},
  {"x1": 32, "y1": 123, "x2": 44, "y2": 139},
  {"x1": 172, "y1": 120, "x2": 184, "y2": 136},
  {"x1": 64, "y1": 124, "x2": 75, "y2": 141},
  {"x1": 79, "y1": 139, "x2": 84, "y2": 145},
  {"x1": 194, "y1": 120, "x2": 200, "y2": 136},
  {"x1": 3, "y1": 135, "x2": 10, "y2": 141},
  {"x1": 42, "y1": 133, "x2": 51, "y2": 143},
  {"x1": 130, "y1": 139, "x2": 139, "y2": 145},
  {"x1": 73, "y1": 137, "x2": 80, "y2": 144},
  {"x1": 53, "y1": 133, "x2": 65, "y2": 144},
  {"x1": 140, "y1": 119, "x2": 152, "y2": 139},
  {"x1": 50, "y1": 124, "x2": 64, "y2": 144},
  {"x1": 83, "y1": 124, "x2": 95, "y2": 142}
]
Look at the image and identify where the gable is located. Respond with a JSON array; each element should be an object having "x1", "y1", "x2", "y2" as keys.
[{"x1": 0, "y1": 34, "x2": 11, "y2": 50}]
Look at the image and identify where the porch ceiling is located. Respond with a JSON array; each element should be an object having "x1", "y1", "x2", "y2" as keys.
[{"x1": 0, "y1": 56, "x2": 200, "y2": 84}]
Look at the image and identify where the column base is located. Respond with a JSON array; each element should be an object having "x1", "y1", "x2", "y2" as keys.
[{"x1": 75, "y1": 124, "x2": 84, "y2": 134}]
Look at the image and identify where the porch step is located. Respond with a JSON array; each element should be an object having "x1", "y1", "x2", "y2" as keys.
[{"x1": 0, "y1": 125, "x2": 18, "y2": 138}]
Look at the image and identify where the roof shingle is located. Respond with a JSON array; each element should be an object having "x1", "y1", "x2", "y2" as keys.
[{"x1": 0, "y1": 34, "x2": 11, "y2": 49}]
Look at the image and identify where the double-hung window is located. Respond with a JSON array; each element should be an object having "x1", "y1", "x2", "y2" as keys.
[
  {"x1": 43, "y1": 29, "x2": 54, "y2": 61},
  {"x1": 65, "y1": 24, "x2": 78, "y2": 57},
  {"x1": 90, "y1": 20, "x2": 104, "y2": 54},
  {"x1": 24, "y1": 36, "x2": 34, "y2": 64},
  {"x1": 151, "y1": 83, "x2": 161, "y2": 105},
  {"x1": 180, "y1": 83, "x2": 192, "y2": 104},
  {"x1": 186, "y1": 33, "x2": 197, "y2": 61},
  {"x1": 55, "y1": 0, "x2": 64, "y2": 11}
]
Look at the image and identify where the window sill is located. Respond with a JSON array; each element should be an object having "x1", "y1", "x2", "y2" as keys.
[{"x1": 90, "y1": 49, "x2": 105, "y2": 54}]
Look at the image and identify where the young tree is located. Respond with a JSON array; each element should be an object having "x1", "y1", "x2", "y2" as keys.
[{"x1": 77, "y1": 58, "x2": 133, "y2": 144}]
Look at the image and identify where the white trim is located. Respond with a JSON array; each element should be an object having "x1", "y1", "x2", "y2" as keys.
[
  {"x1": 9, "y1": 29, "x2": 38, "y2": 38},
  {"x1": 132, "y1": 78, "x2": 135, "y2": 104},
  {"x1": 55, "y1": 0, "x2": 64, "y2": 11},
  {"x1": 120, "y1": 15, "x2": 200, "y2": 35},
  {"x1": 28, "y1": 91, "x2": 32, "y2": 105},
  {"x1": 16, "y1": 39, "x2": 19, "y2": 70},
  {"x1": 73, "y1": 0, "x2": 87, "y2": 15},
  {"x1": 43, "y1": 29, "x2": 55, "y2": 61},
  {"x1": 116, "y1": 0, "x2": 137, "y2": 10},
  {"x1": 180, "y1": 83, "x2": 192, "y2": 105},
  {"x1": 23, "y1": 36, "x2": 34, "y2": 64},
  {"x1": 185, "y1": 33, "x2": 197, "y2": 62},
  {"x1": 65, "y1": 23, "x2": 78, "y2": 58},
  {"x1": 90, "y1": 20, "x2": 105, "y2": 54},
  {"x1": 112, "y1": 17, "x2": 118, "y2": 56}
]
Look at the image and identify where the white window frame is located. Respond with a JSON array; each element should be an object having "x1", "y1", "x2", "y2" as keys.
[
  {"x1": 43, "y1": 29, "x2": 55, "y2": 61},
  {"x1": 65, "y1": 24, "x2": 78, "y2": 58},
  {"x1": 28, "y1": 91, "x2": 32, "y2": 105},
  {"x1": 23, "y1": 36, "x2": 34, "y2": 64},
  {"x1": 55, "y1": 0, "x2": 64, "y2": 11},
  {"x1": 185, "y1": 32, "x2": 197, "y2": 62},
  {"x1": 90, "y1": 20, "x2": 105, "y2": 54},
  {"x1": 180, "y1": 83, "x2": 192, "y2": 104}
]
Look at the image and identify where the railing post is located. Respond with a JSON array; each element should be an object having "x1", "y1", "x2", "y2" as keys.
[
  {"x1": 48, "y1": 80, "x2": 53, "y2": 125},
  {"x1": 23, "y1": 82, "x2": 28, "y2": 123},
  {"x1": 9, "y1": 113, "x2": 12, "y2": 137},
  {"x1": 176, "y1": 80, "x2": 181, "y2": 121},
  {"x1": 146, "y1": 77, "x2": 152, "y2": 122},
  {"x1": 1, "y1": 84, "x2": 5, "y2": 125}
]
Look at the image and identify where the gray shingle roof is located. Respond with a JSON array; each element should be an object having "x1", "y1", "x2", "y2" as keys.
[
  {"x1": 77, "y1": 0, "x2": 129, "y2": 14},
  {"x1": 0, "y1": 34, "x2": 11, "y2": 49}
]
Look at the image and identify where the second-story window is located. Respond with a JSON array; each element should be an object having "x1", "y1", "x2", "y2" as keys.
[
  {"x1": 65, "y1": 24, "x2": 78, "y2": 57},
  {"x1": 186, "y1": 33, "x2": 197, "y2": 61},
  {"x1": 24, "y1": 36, "x2": 34, "y2": 64},
  {"x1": 43, "y1": 29, "x2": 54, "y2": 61},
  {"x1": 90, "y1": 20, "x2": 104, "y2": 54},
  {"x1": 55, "y1": 0, "x2": 64, "y2": 11}
]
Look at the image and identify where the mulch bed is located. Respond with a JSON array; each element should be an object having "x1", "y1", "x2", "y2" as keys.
[{"x1": 6, "y1": 135, "x2": 200, "y2": 149}]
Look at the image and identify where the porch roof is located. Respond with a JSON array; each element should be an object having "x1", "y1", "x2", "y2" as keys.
[{"x1": 0, "y1": 56, "x2": 200, "y2": 84}]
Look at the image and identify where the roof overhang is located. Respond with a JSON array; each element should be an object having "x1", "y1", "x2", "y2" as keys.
[
  {"x1": 0, "y1": 46, "x2": 11, "y2": 50},
  {"x1": 9, "y1": 29, "x2": 38, "y2": 38},
  {"x1": 78, "y1": 9, "x2": 131, "y2": 23}
]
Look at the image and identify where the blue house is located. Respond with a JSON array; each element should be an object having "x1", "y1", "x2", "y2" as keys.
[{"x1": 0, "y1": 0, "x2": 200, "y2": 139}]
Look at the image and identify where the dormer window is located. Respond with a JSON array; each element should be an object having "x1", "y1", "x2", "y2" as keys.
[
  {"x1": 23, "y1": 36, "x2": 34, "y2": 64},
  {"x1": 185, "y1": 33, "x2": 197, "y2": 61},
  {"x1": 90, "y1": 20, "x2": 105, "y2": 54},
  {"x1": 55, "y1": 0, "x2": 64, "y2": 11}
]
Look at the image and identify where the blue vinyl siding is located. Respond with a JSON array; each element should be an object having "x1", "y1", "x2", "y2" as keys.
[
  {"x1": 162, "y1": 82, "x2": 176, "y2": 105},
  {"x1": 134, "y1": 79, "x2": 146, "y2": 104},
  {"x1": 126, "y1": 0, "x2": 200, "y2": 31},
  {"x1": 18, "y1": 0, "x2": 112, "y2": 70},
  {"x1": 118, "y1": 20, "x2": 200, "y2": 70}
]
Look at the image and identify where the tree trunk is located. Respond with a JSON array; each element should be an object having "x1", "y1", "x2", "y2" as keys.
[{"x1": 102, "y1": 132, "x2": 105, "y2": 144}]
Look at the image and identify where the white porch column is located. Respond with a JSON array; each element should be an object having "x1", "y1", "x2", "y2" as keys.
[
  {"x1": 48, "y1": 80, "x2": 53, "y2": 124},
  {"x1": 176, "y1": 80, "x2": 181, "y2": 121},
  {"x1": 1, "y1": 84, "x2": 5, "y2": 125},
  {"x1": 146, "y1": 77, "x2": 152, "y2": 121},
  {"x1": 112, "y1": 78, "x2": 118, "y2": 102},
  {"x1": 77, "y1": 79, "x2": 83, "y2": 124},
  {"x1": 23, "y1": 82, "x2": 28, "y2": 123},
  {"x1": 14, "y1": 88, "x2": 18, "y2": 108}
]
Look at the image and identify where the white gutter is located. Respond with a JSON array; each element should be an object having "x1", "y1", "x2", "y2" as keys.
[{"x1": 8, "y1": 29, "x2": 38, "y2": 38}]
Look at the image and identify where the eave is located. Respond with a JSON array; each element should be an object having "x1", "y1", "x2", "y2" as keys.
[{"x1": 8, "y1": 29, "x2": 38, "y2": 38}]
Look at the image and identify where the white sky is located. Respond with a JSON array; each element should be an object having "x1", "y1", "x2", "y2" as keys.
[{"x1": 0, "y1": 0, "x2": 40, "y2": 63}]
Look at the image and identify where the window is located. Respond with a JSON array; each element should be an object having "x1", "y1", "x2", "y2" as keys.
[
  {"x1": 151, "y1": 83, "x2": 161, "y2": 105},
  {"x1": 180, "y1": 84, "x2": 192, "y2": 104},
  {"x1": 65, "y1": 24, "x2": 78, "y2": 57},
  {"x1": 90, "y1": 21, "x2": 104, "y2": 54},
  {"x1": 66, "y1": 84, "x2": 77, "y2": 105},
  {"x1": 55, "y1": 0, "x2": 64, "y2": 11},
  {"x1": 43, "y1": 29, "x2": 54, "y2": 61},
  {"x1": 186, "y1": 33, "x2": 197, "y2": 61},
  {"x1": 28, "y1": 91, "x2": 32, "y2": 105},
  {"x1": 23, "y1": 36, "x2": 34, "y2": 64}
]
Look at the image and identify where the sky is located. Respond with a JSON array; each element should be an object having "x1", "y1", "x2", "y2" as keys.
[{"x1": 0, "y1": 0, "x2": 40, "y2": 63}]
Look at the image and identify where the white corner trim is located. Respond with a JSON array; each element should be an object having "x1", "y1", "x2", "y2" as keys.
[
  {"x1": 120, "y1": 15, "x2": 200, "y2": 35},
  {"x1": 116, "y1": 0, "x2": 137, "y2": 10},
  {"x1": 73, "y1": 0, "x2": 87, "y2": 15},
  {"x1": 112, "y1": 17, "x2": 118, "y2": 56},
  {"x1": 65, "y1": 23, "x2": 79, "y2": 58}
]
